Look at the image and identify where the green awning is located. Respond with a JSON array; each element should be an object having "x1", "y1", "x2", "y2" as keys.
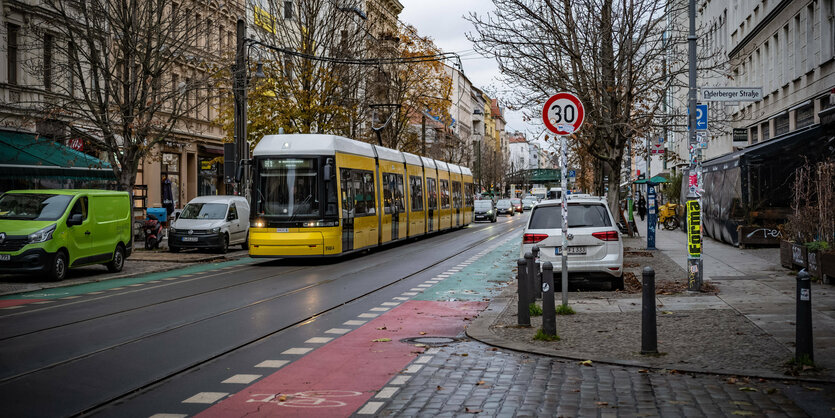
[
  {"x1": 0, "y1": 131, "x2": 115, "y2": 180},
  {"x1": 633, "y1": 175, "x2": 668, "y2": 185}
]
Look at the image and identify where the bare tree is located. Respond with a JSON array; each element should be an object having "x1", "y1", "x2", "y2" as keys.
[
  {"x1": 7, "y1": 0, "x2": 226, "y2": 191},
  {"x1": 467, "y1": 0, "x2": 723, "y2": 212}
]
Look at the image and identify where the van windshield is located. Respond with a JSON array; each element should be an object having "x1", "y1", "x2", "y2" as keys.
[
  {"x1": 0, "y1": 193, "x2": 73, "y2": 221},
  {"x1": 179, "y1": 203, "x2": 228, "y2": 220}
]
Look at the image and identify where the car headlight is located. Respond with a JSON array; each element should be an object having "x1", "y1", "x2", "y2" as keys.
[
  {"x1": 169, "y1": 227, "x2": 177, "y2": 233},
  {"x1": 487, "y1": 210, "x2": 493, "y2": 214},
  {"x1": 211, "y1": 227, "x2": 221, "y2": 234},
  {"x1": 28, "y1": 224, "x2": 56, "y2": 243}
]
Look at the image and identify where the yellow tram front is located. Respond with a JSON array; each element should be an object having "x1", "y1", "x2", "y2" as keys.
[{"x1": 248, "y1": 135, "x2": 345, "y2": 257}]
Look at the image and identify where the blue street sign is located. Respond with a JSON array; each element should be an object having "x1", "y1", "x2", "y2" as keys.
[
  {"x1": 647, "y1": 184, "x2": 658, "y2": 250},
  {"x1": 568, "y1": 170, "x2": 576, "y2": 178},
  {"x1": 687, "y1": 104, "x2": 708, "y2": 131}
]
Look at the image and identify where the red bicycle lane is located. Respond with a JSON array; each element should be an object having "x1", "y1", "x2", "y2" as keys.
[{"x1": 197, "y1": 300, "x2": 486, "y2": 418}]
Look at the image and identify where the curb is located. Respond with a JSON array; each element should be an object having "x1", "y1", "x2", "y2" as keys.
[{"x1": 466, "y1": 287, "x2": 835, "y2": 384}]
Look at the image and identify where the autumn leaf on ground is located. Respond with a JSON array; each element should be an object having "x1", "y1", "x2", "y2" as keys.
[
  {"x1": 803, "y1": 386, "x2": 823, "y2": 391},
  {"x1": 596, "y1": 402, "x2": 608, "y2": 406},
  {"x1": 732, "y1": 411, "x2": 754, "y2": 416},
  {"x1": 419, "y1": 331, "x2": 427, "y2": 335},
  {"x1": 638, "y1": 369, "x2": 649, "y2": 373},
  {"x1": 579, "y1": 360, "x2": 593, "y2": 366},
  {"x1": 662, "y1": 311, "x2": 674, "y2": 315},
  {"x1": 465, "y1": 407, "x2": 483, "y2": 413},
  {"x1": 738, "y1": 387, "x2": 758, "y2": 392},
  {"x1": 476, "y1": 380, "x2": 486, "y2": 385},
  {"x1": 460, "y1": 353, "x2": 469, "y2": 357},
  {"x1": 732, "y1": 401, "x2": 752, "y2": 406},
  {"x1": 436, "y1": 385, "x2": 443, "y2": 391},
  {"x1": 372, "y1": 338, "x2": 391, "y2": 342},
  {"x1": 377, "y1": 326, "x2": 387, "y2": 330},
  {"x1": 726, "y1": 377, "x2": 738, "y2": 384},
  {"x1": 278, "y1": 395, "x2": 287, "y2": 402}
]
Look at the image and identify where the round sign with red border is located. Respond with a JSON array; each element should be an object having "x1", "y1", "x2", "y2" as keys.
[{"x1": 542, "y1": 92, "x2": 584, "y2": 135}]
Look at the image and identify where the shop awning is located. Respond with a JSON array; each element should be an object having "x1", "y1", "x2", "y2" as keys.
[
  {"x1": 703, "y1": 124, "x2": 832, "y2": 170},
  {"x1": 0, "y1": 131, "x2": 116, "y2": 180}
]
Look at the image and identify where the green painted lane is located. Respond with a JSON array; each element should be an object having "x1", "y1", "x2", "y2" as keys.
[
  {"x1": 416, "y1": 233, "x2": 522, "y2": 302},
  {"x1": 0, "y1": 257, "x2": 257, "y2": 300}
]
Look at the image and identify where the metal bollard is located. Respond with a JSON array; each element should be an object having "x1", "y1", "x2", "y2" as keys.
[
  {"x1": 517, "y1": 258, "x2": 531, "y2": 327},
  {"x1": 532, "y1": 246, "x2": 542, "y2": 299},
  {"x1": 796, "y1": 269, "x2": 814, "y2": 362},
  {"x1": 541, "y1": 261, "x2": 557, "y2": 336},
  {"x1": 641, "y1": 266, "x2": 658, "y2": 354}
]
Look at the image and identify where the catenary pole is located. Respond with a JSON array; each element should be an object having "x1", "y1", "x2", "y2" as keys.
[{"x1": 686, "y1": 0, "x2": 703, "y2": 291}]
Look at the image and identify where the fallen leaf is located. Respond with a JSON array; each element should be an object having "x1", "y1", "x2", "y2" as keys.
[
  {"x1": 726, "y1": 377, "x2": 738, "y2": 384},
  {"x1": 372, "y1": 338, "x2": 391, "y2": 342},
  {"x1": 420, "y1": 331, "x2": 427, "y2": 335},
  {"x1": 414, "y1": 343, "x2": 427, "y2": 347},
  {"x1": 739, "y1": 387, "x2": 757, "y2": 392},
  {"x1": 461, "y1": 353, "x2": 469, "y2": 357},
  {"x1": 377, "y1": 326, "x2": 387, "y2": 330},
  {"x1": 278, "y1": 395, "x2": 287, "y2": 402},
  {"x1": 477, "y1": 380, "x2": 486, "y2": 385},
  {"x1": 436, "y1": 385, "x2": 443, "y2": 390},
  {"x1": 662, "y1": 311, "x2": 674, "y2": 315},
  {"x1": 465, "y1": 407, "x2": 483, "y2": 413},
  {"x1": 490, "y1": 347, "x2": 499, "y2": 351},
  {"x1": 638, "y1": 369, "x2": 649, "y2": 373},
  {"x1": 803, "y1": 386, "x2": 823, "y2": 391},
  {"x1": 596, "y1": 401, "x2": 608, "y2": 406},
  {"x1": 731, "y1": 411, "x2": 754, "y2": 416},
  {"x1": 731, "y1": 401, "x2": 751, "y2": 406},
  {"x1": 580, "y1": 360, "x2": 593, "y2": 366}
]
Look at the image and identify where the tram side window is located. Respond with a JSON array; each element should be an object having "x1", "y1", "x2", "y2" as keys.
[
  {"x1": 383, "y1": 173, "x2": 393, "y2": 215},
  {"x1": 340, "y1": 168, "x2": 354, "y2": 217},
  {"x1": 452, "y1": 181, "x2": 462, "y2": 209},
  {"x1": 360, "y1": 171, "x2": 376, "y2": 216},
  {"x1": 410, "y1": 175, "x2": 423, "y2": 211},
  {"x1": 440, "y1": 179, "x2": 450, "y2": 209},
  {"x1": 394, "y1": 174, "x2": 405, "y2": 212},
  {"x1": 427, "y1": 178, "x2": 438, "y2": 210},
  {"x1": 465, "y1": 183, "x2": 474, "y2": 206}
]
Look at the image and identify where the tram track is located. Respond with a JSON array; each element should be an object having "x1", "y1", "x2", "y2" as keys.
[{"x1": 2, "y1": 220, "x2": 523, "y2": 417}]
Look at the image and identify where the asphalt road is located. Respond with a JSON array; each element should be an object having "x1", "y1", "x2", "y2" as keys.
[{"x1": 0, "y1": 214, "x2": 526, "y2": 417}]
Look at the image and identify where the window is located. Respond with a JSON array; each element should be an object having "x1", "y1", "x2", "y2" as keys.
[
  {"x1": 806, "y1": 3, "x2": 815, "y2": 72},
  {"x1": 171, "y1": 73, "x2": 179, "y2": 109},
  {"x1": 338, "y1": 168, "x2": 375, "y2": 217},
  {"x1": 382, "y1": 173, "x2": 403, "y2": 214},
  {"x1": 69, "y1": 197, "x2": 88, "y2": 221},
  {"x1": 529, "y1": 204, "x2": 612, "y2": 229},
  {"x1": 465, "y1": 183, "x2": 474, "y2": 206},
  {"x1": 206, "y1": 19, "x2": 213, "y2": 51},
  {"x1": 219, "y1": 25, "x2": 225, "y2": 51},
  {"x1": 824, "y1": 0, "x2": 835, "y2": 62},
  {"x1": 185, "y1": 77, "x2": 193, "y2": 115},
  {"x1": 427, "y1": 178, "x2": 438, "y2": 210},
  {"x1": 795, "y1": 14, "x2": 802, "y2": 79},
  {"x1": 7, "y1": 24, "x2": 19, "y2": 85},
  {"x1": 284, "y1": 1, "x2": 293, "y2": 19},
  {"x1": 761, "y1": 121, "x2": 770, "y2": 141},
  {"x1": 774, "y1": 113, "x2": 790, "y2": 136},
  {"x1": 43, "y1": 34, "x2": 53, "y2": 91},
  {"x1": 440, "y1": 179, "x2": 450, "y2": 209},
  {"x1": 452, "y1": 181, "x2": 462, "y2": 209},
  {"x1": 68, "y1": 41, "x2": 76, "y2": 96},
  {"x1": 796, "y1": 104, "x2": 815, "y2": 128},
  {"x1": 228, "y1": 203, "x2": 237, "y2": 220},
  {"x1": 409, "y1": 175, "x2": 423, "y2": 211}
]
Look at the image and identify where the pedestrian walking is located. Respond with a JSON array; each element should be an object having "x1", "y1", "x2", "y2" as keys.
[{"x1": 637, "y1": 193, "x2": 647, "y2": 221}]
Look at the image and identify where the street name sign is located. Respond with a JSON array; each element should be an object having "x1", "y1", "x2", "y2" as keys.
[
  {"x1": 543, "y1": 93, "x2": 584, "y2": 135},
  {"x1": 701, "y1": 87, "x2": 763, "y2": 102}
]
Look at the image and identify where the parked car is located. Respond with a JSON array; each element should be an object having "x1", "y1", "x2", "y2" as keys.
[
  {"x1": 522, "y1": 198, "x2": 537, "y2": 210},
  {"x1": 495, "y1": 199, "x2": 515, "y2": 216},
  {"x1": 520, "y1": 196, "x2": 623, "y2": 290},
  {"x1": 0, "y1": 190, "x2": 131, "y2": 281},
  {"x1": 473, "y1": 200, "x2": 497, "y2": 223},
  {"x1": 510, "y1": 198, "x2": 523, "y2": 213},
  {"x1": 168, "y1": 196, "x2": 250, "y2": 253}
]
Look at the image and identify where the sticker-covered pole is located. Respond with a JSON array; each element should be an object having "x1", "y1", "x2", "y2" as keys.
[
  {"x1": 560, "y1": 134, "x2": 568, "y2": 307},
  {"x1": 686, "y1": 0, "x2": 703, "y2": 291}
]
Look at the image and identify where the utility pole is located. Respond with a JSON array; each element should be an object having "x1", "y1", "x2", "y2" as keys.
[
  {"x1": 686, "y1": 0, "x2": 703, "y2": 291},
  {"x1": 233, "y1": 18, "x2": 248, "y2": 196}
]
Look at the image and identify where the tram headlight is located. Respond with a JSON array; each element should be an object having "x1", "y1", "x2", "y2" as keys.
[
  {"x1": 302, "y1": 220, "x2": 339, "y2": 227},
  {"x1": 253, "y1": 219, "x2": 265, "y2": 228}
]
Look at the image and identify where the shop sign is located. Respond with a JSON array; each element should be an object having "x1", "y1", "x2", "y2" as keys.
[
  {"x1": 687, "y1": 200, "x2": 701, "y2": 257},
  {"x1": 201, "y1": 161, "x2": 213, "y2": 170}
]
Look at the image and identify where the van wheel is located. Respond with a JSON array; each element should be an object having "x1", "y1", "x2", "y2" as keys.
[
  {"x1": 611, "y1": 276, "x2": 625, "y2": 291},
  {"x1": 218, "y1": 234, "x2": 229, "y2": 254},
  {"x1": 106, "y1": 245, "x2": 125, "y2": 273},
  {"x1": 47, "y1": 251, "x2": 68, "y2": 282},
  {"x1": 241, "y1": 235, "x2": 248, "y2": 250}
]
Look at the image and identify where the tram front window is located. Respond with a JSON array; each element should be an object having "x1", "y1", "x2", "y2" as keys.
[{"x1": 257, "y1": 158, "x2": 320, "y2": 217}]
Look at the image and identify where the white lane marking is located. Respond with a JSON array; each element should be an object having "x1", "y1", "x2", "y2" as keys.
[
  {"x1": 404, "y1": 364, "x2": 423, "y2": 373},
  {"x1": 343, "y1": 320, "x2": 367, "y2": 326},
  {"x1": 425, "y1": 280, "x2": 439, "y2": 284},
  {"x1": 392, "y1": 297, "x2": 409, "y2": 301},
  {"x1": 31, "y1": 301, "x2": 54, "y2": 304},
  {"x1": 2, "y1": 305, "x2": 23, "y2": 310},
  {"x1": 306, "y1": 337, "x2": 334, "y2": 343},
  {"x1": 358, "y1": 313, "x2": 379, "y2": 318},
  {"x1": 149, "y1": 414, "x2": 187, "y2": 418},
  {"x1": 110, "y1": 287, "x2": 125, "y2": 290},
  {"x1": 222, "y1": 374, "x2": 262, "y2": 384},
  {"x1": 381, "y1": 302, "x2": 399, "y2": 306},
  {"x1": 325, "y1": 328, "x2": 351, "y2": 334},
  {"x1": 370, "y1": 307, "x2": 389, "y2": 312},
  {"x1": 87, "y1": 291, "x2": 105, "y2": 295},
  {"x1": 255, "y1": 360, "x2": 289, "y2": 368},
  {"x1": 437, "y1": 274, "x2": 451, "y2": 278},
  {"x1": 375, "y1": 387, "x2": 398, "y2": 399},
  {"x1": 357, "y1": 402, "x2": 384, "y2": 415},
  {"x1": 61, "y1": 296, "x2": 81, "y2": 300},
  {"x1": 282, "y1": 347, "x2": 313, "y2": 355},
  {"x1": 128, "y1": 284, "x2": 144, "y2": 287},
  {"x1": 390, "y1": 375, "x2": 411, "y2": 385},
  {"x1": 408, "y1": 288, "x2": 425, "y2": 292},
  {"x1": 402, "y1": 292, "x2": 418, "y2": 296},
  {"x1": 417, "y1": 284, "x2": 432, "y2": 288},
  {"x1": 426, "y1": 348, "x2": 441, "y2": 354},
  {"x1": 448, "y1": 269, "x2": 461, "y2": 272},
  {"x1": 415, "y1": 355, "x2": 433, "y2": 364},
  {"x1": 147, "y1": 280, "x2": 162, "y2": 283},
  {"x1": 182, "y1": 392, "x2": 228, "y2": 404}
]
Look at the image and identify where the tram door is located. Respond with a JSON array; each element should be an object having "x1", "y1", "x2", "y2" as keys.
[
  {"x1": 340, "y1": 169, "x2": 354, "y2": 252},
  {"x1": 427, "y1": 178, "x2": 437, "y2": 232},
  {"x1": 453, "y1": 181, "x2": 461, "y2": 227}
]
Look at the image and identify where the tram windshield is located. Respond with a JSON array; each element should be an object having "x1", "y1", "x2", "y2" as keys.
[{"x1": 256, "y1": 158, "x2": 320, "y2": 217}]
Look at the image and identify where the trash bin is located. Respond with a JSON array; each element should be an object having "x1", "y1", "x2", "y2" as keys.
[{"x1": 146, "y1": 207, "x2": 167, "y2": 223}]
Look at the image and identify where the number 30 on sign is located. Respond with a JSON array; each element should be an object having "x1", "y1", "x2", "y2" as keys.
[{"x1": 542, "y1": 92, "x2": 585, "y2": 135}]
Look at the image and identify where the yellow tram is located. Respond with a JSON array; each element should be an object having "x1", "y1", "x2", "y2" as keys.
[{"x1": 247, "y1": 134, "x2": 474, "y2": 257}]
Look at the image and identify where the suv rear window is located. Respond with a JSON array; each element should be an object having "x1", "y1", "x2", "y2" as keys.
[{"x1": 528, "y1": 204, "x2": 612, "y2": 229}]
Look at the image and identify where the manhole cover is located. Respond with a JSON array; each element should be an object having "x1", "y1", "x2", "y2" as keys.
[{"x1": 401, "y1": 336, "x2": 460, "y2": 346}]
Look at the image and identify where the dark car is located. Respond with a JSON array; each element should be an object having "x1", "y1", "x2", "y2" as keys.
[
  {"x1": 510, "y1": 198, "x2": 523, "y2": 213},
  {"x1": 496, "y1": 199, "x2": 515, "y2": 216},
  {"x1": 473, "y1": 200, "x2": 497, "y2": 222}
]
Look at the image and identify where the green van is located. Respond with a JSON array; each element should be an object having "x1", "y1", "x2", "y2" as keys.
[{"x1": 0, "y1": 190, "x2": 132, "y2": 281}]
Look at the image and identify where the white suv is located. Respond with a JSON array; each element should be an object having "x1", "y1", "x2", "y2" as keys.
[{"x1": 520, "y1": 196, "x2": 624, "y2": 290}]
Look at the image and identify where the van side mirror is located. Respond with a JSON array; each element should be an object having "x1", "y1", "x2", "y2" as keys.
[{"x1": 67, "y1": 213, "x2": 83, "y2": 226}]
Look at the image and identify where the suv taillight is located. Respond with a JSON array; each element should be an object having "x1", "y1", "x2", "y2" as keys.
[
  {"x1": 592, "y1": 231, "x2": 619, "y2": 241},
  {"x1": 523, "y1": 233, "x2": 548, "y2": 244}
]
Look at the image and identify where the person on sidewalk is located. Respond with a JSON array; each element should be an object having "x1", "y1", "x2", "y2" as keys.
[{"x1": 637, "y1": 193, "x2": 647, "y2": 221}]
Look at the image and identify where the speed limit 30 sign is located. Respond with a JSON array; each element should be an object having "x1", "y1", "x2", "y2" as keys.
[{"x1": 543, "y1": 92, "x2": 584, "y2": 135}]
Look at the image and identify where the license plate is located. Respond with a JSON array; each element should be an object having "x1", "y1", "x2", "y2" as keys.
[
  {"x1": 182, "y1": 237, "x2": 198, "y2": 242},
  {"x1": 0, "y1": 254, "x2": 9, "y2": 261},
  {"x1": 276, "y1": 228, "x2": 289, "y2": 233},
  {"x1": 556, "y1": 247, "x2": 586, "y2": 255}
]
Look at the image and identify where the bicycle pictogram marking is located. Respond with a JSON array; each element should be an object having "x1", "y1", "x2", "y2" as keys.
[{"x1": 247, "y1": 390, "x2": 363, "y2": 408}]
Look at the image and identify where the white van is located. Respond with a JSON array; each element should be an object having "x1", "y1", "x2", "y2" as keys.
[{"x1": 168, "y1": 196, "x2": 250, "y2": 253}]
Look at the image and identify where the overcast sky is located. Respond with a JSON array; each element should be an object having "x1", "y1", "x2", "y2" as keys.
[{"x1": 399, "y1": 0, "x2": 542, "y2": 139}]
